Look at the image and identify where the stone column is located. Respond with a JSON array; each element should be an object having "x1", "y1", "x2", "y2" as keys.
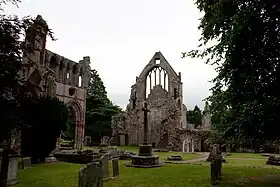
[
  {"x1": 120, "y1": 135, "x2": 125, "y2": 146},
  {"x1": 74, "y1": 121, "x2": 84, "y2": 150},
  {"x1": 192, "y1": 139, "x2": 195, "y2": 152}
]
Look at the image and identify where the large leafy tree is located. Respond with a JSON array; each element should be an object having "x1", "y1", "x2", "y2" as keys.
[
  {"x1": 85, "y1": 69, "x2": 122, "y2": 143},
  {"x1": 0, "y1": 0, "x2": 54, "y2": 145},
  {"x1": 185, "y1": 0, "x2": 280, "y2": 147},
  {"x1": 0, "y1": 0, "x2": 55, "y2": 184},
  {"x1": 187, "y1": 105, "x2": 202, "y2": 128}
]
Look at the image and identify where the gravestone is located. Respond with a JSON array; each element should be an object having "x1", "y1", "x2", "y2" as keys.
[
  {"x1": 84, "y1": 136, "x2": 92, "y2": 146},
  {"x1": 101, "y1": 155, "x2": 109, "y2": 179},
  {"x1": 78, "y1": 162, "x2": 103, "y2": 187},
  {"x1": 100, "y1": 136, "x2": 110, "y2": 146},
  {"x1": 112, "y1": 158, "x2": 119, "y2": 177},
  {"x1": 22, "y1": 157, "x2": 31, "y2": 169},
  {"x1": 7, "y1": 156, "x2": 19, "y2": 185}
]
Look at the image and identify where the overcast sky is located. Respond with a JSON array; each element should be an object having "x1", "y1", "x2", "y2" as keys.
[{"x1": 5, "y1": 0, "x2": 217, "y2": 110}]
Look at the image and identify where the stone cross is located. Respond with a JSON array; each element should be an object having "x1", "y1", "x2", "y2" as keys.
[{"x1": 142, "y1": 102, "x2": 150, "y2": 145}]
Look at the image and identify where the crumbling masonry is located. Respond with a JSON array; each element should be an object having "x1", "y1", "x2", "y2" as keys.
[
  {"x1": 111, "y1": 52, "x2": 211, "y2": 151},
  {"x1": 22, "y1": 15, "x2": 91, "y2": 150}
]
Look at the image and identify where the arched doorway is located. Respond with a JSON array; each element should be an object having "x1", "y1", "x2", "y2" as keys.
[{"x1": 67, "y1": 100, "x2": 84, "y2": 149}]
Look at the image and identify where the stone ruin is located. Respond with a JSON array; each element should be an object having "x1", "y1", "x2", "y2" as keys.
[
  {"x1": 21, "y1": 15, "x2": 91, "y2": 150},
  {"x1": 100, "y1": 136, "x2": 110, "y2": 146},
  {"x1": 111, "y1": 52, "x2": 212, "y2": 152}
]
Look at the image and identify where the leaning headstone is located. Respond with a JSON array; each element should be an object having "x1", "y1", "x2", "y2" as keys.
[
  {"x1": 112, "y1": 158, "x2": 119, "y2": 177},
  {"x1": 22, "y1": 157, "x2": 31, "y2": 169},
  {"x1": 7, "y1": 156, "x2": 19, "y2": 185},
  {"x1": 78, "y1": 162, "x2": 103, "y2": 187},
  {"x1": 101, "y1": 155, "x2": 109, "y2": 179}
]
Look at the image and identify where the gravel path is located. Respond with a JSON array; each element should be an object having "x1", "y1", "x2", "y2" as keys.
[{"x1": 227, "y1": 157, "x2": 266, "y2": 160}]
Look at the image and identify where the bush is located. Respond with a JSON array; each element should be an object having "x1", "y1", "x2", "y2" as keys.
[{"x1": 20, "y1": 96, "x2": 68, "y2": 163}]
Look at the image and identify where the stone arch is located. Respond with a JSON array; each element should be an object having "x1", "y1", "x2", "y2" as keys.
[
  {"x1": 49, "y1": 55, "x2": 58, "y2": 73},
  {"x1": 145, "y1": 65, "x2": 169, "y2": 98},
  {"x1": 65, "y1": 61, "x2": 71, "y2": 82},
  {"x1": 72, "y1": 64, "x2": 79, "y2": 86},
  {"x1": 58, "y1": 59, "x2": 65, "y2": 82},
  {"x1": 136, "y1": 52, "x2": 181, "y2": 100},
  {"x1": 67, "y1": 100, "x2": 84, "y2": 149},
  {"x1": 182, "y1": 137, "x2": 194, "y2": 153}
]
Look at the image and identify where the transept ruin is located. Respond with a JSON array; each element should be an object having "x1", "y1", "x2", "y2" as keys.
[
  {"x1": 22, "y1": 15, "x2": 91, "y2": 150},
  {"x1": 111, "y1": 52, "x2": 212, "y2": 151}
]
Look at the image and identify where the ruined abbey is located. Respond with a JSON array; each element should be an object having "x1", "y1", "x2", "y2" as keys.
[
  {"x1": 111, "y1": 52, "x2": 211, "y2": 152},
  {"x1": 21, "y1": 15, "x2": 210, "y2": 152},
  {"x1": 22, "y1": 15, "x2": 91, "y2": 150}
]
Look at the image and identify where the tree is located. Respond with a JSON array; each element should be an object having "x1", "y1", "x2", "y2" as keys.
[
  {"x1": 185, "y1": 0, "x2": 280, "y2": 149},
  {"x1": 20, "y1": 96, "x2": 68, "y2": 163},
  {"x1": 0, "y1": 1, "x2": 54, "y2": 145},
  {"x1": 187, "y1": 105, "x2": 202, "y2": 128},
  {"x1": 84, "y1": 69, "x2": 122, "y2": 143},
  {"x1": 0, "y1": 1, "x2": 55, "y2": 185}
]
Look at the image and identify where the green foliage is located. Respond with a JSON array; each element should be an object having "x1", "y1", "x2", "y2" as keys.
[
  {"x1": 85, "y1": 69, "x2": 122, "y2": 143},
  {"x1": 20, "y1": 96, "x2": 68, "y2": 162},
  {"x1": 0, "y1": 1, "x2": 54, "y2": 144},
  {"x1": 185, "y1": 0, "x2": 280, "y2": 145},
  {"x1": 187, "y1": 105, "x2": 202, "y2": 128}
]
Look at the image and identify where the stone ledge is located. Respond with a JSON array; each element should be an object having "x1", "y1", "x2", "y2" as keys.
[{"x1": 124, "y1": 161, "x2": 164, "y2": 168}]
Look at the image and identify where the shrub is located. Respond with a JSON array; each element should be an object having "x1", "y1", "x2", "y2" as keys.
[{"x1": 20, "y1": 96, "x2": 68, "y2": 163}]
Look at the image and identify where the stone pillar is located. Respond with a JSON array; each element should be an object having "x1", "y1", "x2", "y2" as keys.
[
  {"x1": 186, "y1": 141, "x2": 190, "y2": 152},
  {"x1": 75, "y1": 121, "x2": 84, "y2": 150},
  {"x1": 191, "y1": 139, "x2": 195, "y2": 152},
  {"x1": 112, "y1": 158, "x2": 119, "y2": 177},
  {"x1": 120, "y1": 135, "x2": 125, "y2": 146},
  {"x1": 55, "y1": 135, "x2": 61, "y2": 150}
]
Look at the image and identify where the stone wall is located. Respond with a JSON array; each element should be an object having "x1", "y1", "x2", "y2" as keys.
[
  {"x1": 111, "y1": 52, "x2": 188, "y2": 149},
  {"x1": 22, "y1": 15, "x2": 91, "y2": 150}
]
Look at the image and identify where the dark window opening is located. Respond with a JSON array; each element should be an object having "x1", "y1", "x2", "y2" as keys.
[
  {"x1": 132, "y1": 92, "x2": 137, "y2": 109},
  {"x1": 174, "y1": 88, "x2": 178, "y2": 99}
]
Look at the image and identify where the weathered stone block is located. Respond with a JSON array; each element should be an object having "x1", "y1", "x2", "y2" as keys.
[
  {"x1": 167, "y1": 155, "x2": 182, "y2": 161},
  {"x1": 101, "y1": 155, "x2": 109, "y2": 179},
  {"x1": 138, "y1": 144, "x2": 152, "y2": 156},
  {"x1": 266, "y1": 156, "x2": 280, "y2": 166},
  {"x1": 78, "y1": 162, "x2": 103, "y2": 187},
  {"x1": 7, "y1": 156, "x2": 19, "y2": 185},
  {"x1": 112, "y1": 158, "x2": 119, "y2": 177},
  {"x1": 22, "y1": 157, "x2": 31, "y2": 169}
]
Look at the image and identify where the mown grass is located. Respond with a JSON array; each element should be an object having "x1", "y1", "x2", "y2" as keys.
[
  {"x1": 14, "y1": 147, "x2": 280, "y2": 187},
  {"x1": 227, "y1": 152, "x2": 280, "y2": 159},
  {"x1": 15, "y1": 161, "x2": 280, "y2": 187}
]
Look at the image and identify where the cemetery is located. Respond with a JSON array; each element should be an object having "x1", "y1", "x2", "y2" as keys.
[
  {"x1": 1, "y1": 0, "x2": 280, "y2": 187},
  {"x1": 1, "y1": 147, "x2": 279, "y2": 187}
]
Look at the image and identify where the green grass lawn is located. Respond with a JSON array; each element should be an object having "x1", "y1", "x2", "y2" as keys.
[
  {"x1": 14, "y1": 148, "x2": 280, "y2": 187},
  {"x1": 227, "y1": 152, "x2": 280, "y2": 159}
]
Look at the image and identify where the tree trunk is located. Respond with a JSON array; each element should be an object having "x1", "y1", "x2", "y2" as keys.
[{"x1": 0, "y1": 149, "x2": 9, "y2": 187}]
